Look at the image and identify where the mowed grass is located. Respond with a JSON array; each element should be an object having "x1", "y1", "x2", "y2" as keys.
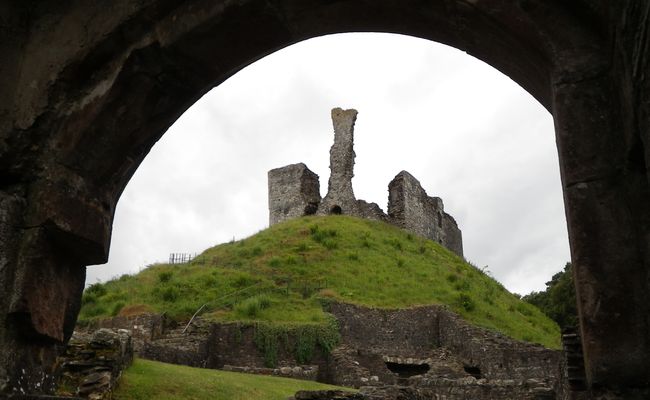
[
  {"x1": 80, "y1": 215, "x2": 560, "y2": 348},
  {"x1": 114, "y1": 358, "x2": 349, "y2": 400}
]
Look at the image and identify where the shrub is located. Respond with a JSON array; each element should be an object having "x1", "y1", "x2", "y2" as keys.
[
  {"x1": 233, "y1": 275, "x2": 255, "y2": 288},
  {"x1": 85, "y1": 304, "x2": 107, "y2": 318},
  {"x1": 236, "y1": 295, "x2": 272, "y2": 318},
  {"x1": 268, "y1": 257, "x2": 281, "y2": 268},
  {"x1": 86, "y1": 282, "x2": 107, "y2": 297},
  {"x1": 454, "y1": 279, "x2": 471, "y2": 291},
  {"x1": 160, "y1": 287, "x2": 179, "y2": 302},
  {"x1": 310, "y1": 225, "x2": 337, "y2": 243},
  {"x1": 295, "y1": 243, "x2": 309, "y2": 253},
  {"x1": 458, "y1": 293, "x2": 476, "y2": 311},
  {"x1": 322, "y1": 239, "x2": 338, "y2": 250},
  {"x1": 158, "y1": 271, "x2": 173, "y2": 283},
  {"x1": 81, "y1": 293, "x2": 97, "y2": 306},
  {"x1": 111, "y1": 301, "x2": 126, "y2": 316}
]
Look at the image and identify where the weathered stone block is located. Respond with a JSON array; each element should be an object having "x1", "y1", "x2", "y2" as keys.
[
  {"x1": 268, "y1": 163, "x2": 321, "y2": 226},
  {"x1": 388, "y1": 171, "x2": 463, "y2": 257}
]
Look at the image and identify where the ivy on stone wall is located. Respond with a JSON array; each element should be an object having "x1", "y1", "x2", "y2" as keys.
[{"x1": 253, "y1": 315, "x2": 340, "y2": 367}]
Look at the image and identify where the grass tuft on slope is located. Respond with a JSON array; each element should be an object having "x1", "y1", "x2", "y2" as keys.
[
  {"x1": 114, "y1": 358, "x2": 349, "y2": 400},
  {"x1": 80, "y1": 215, "x2": 560, "y2": 348}
]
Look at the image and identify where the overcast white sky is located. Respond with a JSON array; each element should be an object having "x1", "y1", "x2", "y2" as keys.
[{"x1": 87, "y1": 33, "x2": 570, "y2": 295}]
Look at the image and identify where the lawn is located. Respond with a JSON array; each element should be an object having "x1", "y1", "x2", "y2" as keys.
[
  {"x1": 114, "y1": 358, "x2": 351, "y2": 400},
  {"x1": 80, "y1": 215, "x2": 560, "y2": 348}
]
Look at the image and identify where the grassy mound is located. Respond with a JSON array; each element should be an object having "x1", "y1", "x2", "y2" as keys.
[
  {"x1": 80, "y1": 215, "x2": 560, "y2": 348},
  {"x1": 114, "y1": 358, "x2": 350, "y2": 400}
]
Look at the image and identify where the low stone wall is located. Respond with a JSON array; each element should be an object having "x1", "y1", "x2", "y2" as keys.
[
  {"x1": 330, "y1": 303, "x2": 439, "y2": 356},
  {"x1": 328, "y1": 302, "x2": 561, "y2": 394},
  {"x1": 55, "y1": 329, "x2": 133, "y2": 399},
  {"x1": 86, "y1": 303, "x2": 563, "y2": 397},
  {"x1": 437, "y1": 310, "x2": 561, "y2": 382},
  {"x1": 88, "y1": 313, "x2": 167, "y2": 352},
  {"x1": 223, "y1": 365, "x2": 318, "y2": 380},
  {"x1": 205, "y1": 323, "x2": 330, "y2": 381},
  {"x1": 292, "y1": 379, "x2": 555, "y2": 400}
]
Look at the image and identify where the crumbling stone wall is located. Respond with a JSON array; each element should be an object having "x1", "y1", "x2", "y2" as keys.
[
  {"x1": 292, "y1": 380, "x2": 557, "y2": 400},
  {"x1": 436, "y1": 309, "x2": 560, "y2": 382},
  {"x1": 88, "y1": 312, "x2": 168, "y2": 352},
  {"x1": 55, "y1": 329, "x2": 133, "y2": 399},
  {"x1": 205, "y1": 322, "x2": 330, "y2": 381},
  {"x1": 269, "y1": 163, "x2": 321, "y2": 225},
  {"x1": 388, "y1": 171, "x2": 463, "y2": 256},
  {"x1": 268, "y1": 108, "x2": 463, "y2": 257},
  {"x1": 329, "y1": 302, "x2": 560, "y2": 386}
]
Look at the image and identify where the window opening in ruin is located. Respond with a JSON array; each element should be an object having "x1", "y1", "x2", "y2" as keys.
[
  {"x1": 330, "y1": 205, "x2": 342, "y2": 215},
  {"x1": 463, "y1": 365, "x2": 482, "y2": 379},
  {"x1": 385, "y1": 362, "x2": 430, "y2": 378}
]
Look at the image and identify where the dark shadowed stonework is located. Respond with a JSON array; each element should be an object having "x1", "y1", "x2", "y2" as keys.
[
  {"x1": 268, "y1": 108, "x2": 464, "y2": 257},
  {"x1": 1, "y1": 1, "x2": 649, "y2": 398}
]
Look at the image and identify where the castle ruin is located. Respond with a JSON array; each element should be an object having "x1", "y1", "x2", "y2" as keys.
[{"x1": 268, "y1": 108, "x2": 463, "y2": 257}]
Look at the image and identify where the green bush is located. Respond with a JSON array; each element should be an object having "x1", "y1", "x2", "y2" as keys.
[
  {"x1": 86, "y1": 282, "x2": 107, "y2": 297},
  {"x1": 111, "y1": 301, "x2": 126, "y2": 316},
  {"x1": 161, "y1": 287, "x2": 179, "y2": 302},
  {"x1": 322, "y1": 239, "x2": 338, "y2": 250},
  {"x1": 81, "y1": 293, "x2": 97, "y2": 306},
  {"x1": 523, "y1": 262, "x2": 577, "y2": 330},
  {"x1": 458, "y1": 293, "x2": 476, "y2": 311},
  {"x1": 158, "y1": 271, "x2": 173, "y2": 283},
  {"x1": 236, "y1": 295, "x2": 272, "y2": 318},
  {"x1": 310, "y1": 225, "x2": 337, "y2": 244}
]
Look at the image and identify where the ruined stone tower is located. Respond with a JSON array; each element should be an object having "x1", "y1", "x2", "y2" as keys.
[
  {"x1": 268, "y1": 108, "x2": 463, "y2": 257},
  {"x1": 319, "y1": 108, "x2": 358, "y2": 215}
]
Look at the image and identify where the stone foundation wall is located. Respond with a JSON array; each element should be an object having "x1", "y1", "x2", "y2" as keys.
[
  {"x1": 223, "y1": 364, "x2": 319, "y2": 381},
  {"x1": 437, "y1": 311, "x2": 560, "y2": 382},
  {"x1": 330, "y1": 303, "x2": 440, "y2": 356},
  {"x1": 330, "y1": 302, "x2": 560, "y2": 384},
  {"x1": 87, "y1": 303, "x2": 561, "y2": 394},
  {"x1": 205, "y1": 323, "x2": 330, "y2": 381},
  {"x1": 88, "y1": 313, "x2": 168, "y2": 352}
]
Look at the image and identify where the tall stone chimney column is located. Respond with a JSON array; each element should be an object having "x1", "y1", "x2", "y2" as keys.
[{"x1": 320, "y1": 108, "x2": 358, "y2": 215}]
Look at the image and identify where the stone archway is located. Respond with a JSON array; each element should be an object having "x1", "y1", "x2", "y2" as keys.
[{"x1": 1, "y1": 1, "x2": 648, "y2": 397}]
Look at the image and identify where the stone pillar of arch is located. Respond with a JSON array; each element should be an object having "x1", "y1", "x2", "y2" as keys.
[{"x1": 0, "y1": 1, "x2": 648, "y2": 397}]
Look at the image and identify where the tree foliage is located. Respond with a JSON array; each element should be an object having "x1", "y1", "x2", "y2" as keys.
[{"x1": 523, "y1": 262, "x2": 578, "y2": 330}]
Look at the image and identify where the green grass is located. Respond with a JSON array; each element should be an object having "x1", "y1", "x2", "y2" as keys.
[
  {"x1": 80, "y1": 215, "x2": 560, "y2": 348},
  {"x1": 114, "y1": 358, "x2": 349, "y2": 400}
]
